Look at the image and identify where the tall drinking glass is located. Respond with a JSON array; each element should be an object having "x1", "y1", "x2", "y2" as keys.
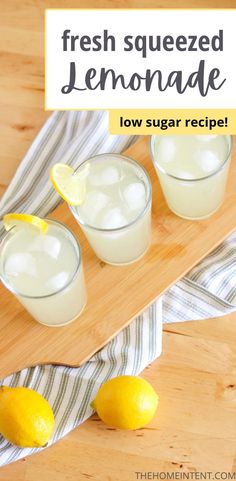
[
  {"x1": 70, "y1": 154, "x2": 152, "y2": 265},
  {"x1": 150, "y1": 135, "x2": 232, "y2": 220},
  {"x1": 0, "y1": 219, "x2": 86, "y2": 326}
]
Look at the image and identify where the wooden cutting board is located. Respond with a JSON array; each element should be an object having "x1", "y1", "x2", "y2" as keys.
[{"x1": 0, "y1": 137, "x2": 235, "y2": 378}]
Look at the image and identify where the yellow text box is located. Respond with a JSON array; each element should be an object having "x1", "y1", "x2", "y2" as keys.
[{"x1": 109, "y1": 110, "x2": 236, "y2": 135}]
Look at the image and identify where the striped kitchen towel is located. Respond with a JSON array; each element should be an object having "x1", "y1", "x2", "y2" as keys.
[{"x1": 0, "y1": 111, "x2": 235, "y2": 466}]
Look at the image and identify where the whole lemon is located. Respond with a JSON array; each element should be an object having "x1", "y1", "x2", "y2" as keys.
[
  {"x1": 92, "y1": 375, "x2": 159, "y2": 430},
  {"x1": 0, "y1": 386, "x2": 55, "y2": 447}
]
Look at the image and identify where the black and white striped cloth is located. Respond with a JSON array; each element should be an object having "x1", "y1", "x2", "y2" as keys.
[{"x1": 0, "y1": 112, "x2": 235, "y2": 466}]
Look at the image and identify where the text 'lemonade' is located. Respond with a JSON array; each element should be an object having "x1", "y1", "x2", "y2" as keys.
[
  {"x1": 70, "y1": 154, "x2": 152, "y2": 265},
  {"x1": 150, "y1": 135, "x2": 232, "y2": 220},
  {"x1": 0, "y1": 220, "x2": 86, "y2": 326}
]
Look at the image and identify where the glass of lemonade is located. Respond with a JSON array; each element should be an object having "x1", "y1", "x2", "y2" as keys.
[
  {"x1": 70, "y1": 154, "x2": 152, "y2": 265},
  {"x1": 150, "y1": 135, "x2": 232, "y2": 220},
  {"x1": 0, "y1": 219, "x2": 86, "y2": 326}
]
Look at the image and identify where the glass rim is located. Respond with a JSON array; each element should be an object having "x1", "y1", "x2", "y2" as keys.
[
  {"x1": 0, "y1": 218, "x2": 82, "y2": 300},
  {"x1": 149, "y1": 135, "x2": 233, "y2": 182},
  {"x1": 70, "y1": 153, "x2": 152, "y2": 233}
]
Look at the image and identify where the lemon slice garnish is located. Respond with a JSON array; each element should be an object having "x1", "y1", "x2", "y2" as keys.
[
  {"x1": 3, "y1": 213, "x2": 48, "y2": 234},
  {"x1": 50, "y1": 163, "x2": 89, "y2": 206}
]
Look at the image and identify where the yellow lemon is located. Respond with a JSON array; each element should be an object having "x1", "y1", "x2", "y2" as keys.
[
  {"x1": 0, "y1": 386, "x2": 55, "y2": 447},
  {"x1": 50, "y1": 163, "x2": 89, "y2": 205},
  {"x1": 92, "y1": 375, "x2": 159, "y2": 430},
  {"x1": 3, "y1": 213, "x2": 48, "y2": 234}
]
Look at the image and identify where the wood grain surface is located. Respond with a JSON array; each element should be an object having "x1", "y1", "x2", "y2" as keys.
[
  {"x1": 1, "y1": 136, "x2": 236, "y2": 377},
  {"x1": 1, "y1": 0, "x2": 236, "y2": 195},
  {"x1": 0, "y1": 314, "x2": 236, "y2": 479},
  {"x1": 1, "y1": 0, "x2": 236, "y2": 477}
]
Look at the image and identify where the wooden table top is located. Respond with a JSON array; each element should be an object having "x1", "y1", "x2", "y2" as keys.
[
  {"x1": 0, "y1": 315, "x2": 236, "y2": 478},
  {"x1": 1, "y1": 0, "x2": 236, "y2": 478}
]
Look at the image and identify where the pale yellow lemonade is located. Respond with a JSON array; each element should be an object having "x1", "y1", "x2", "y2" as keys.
[
  {"x1": 150, "y1": 135, "x2": 232, "y2": 220},
  {"x1": 0, "y1": 220, "x2": 86, "y2": 326},
  {"x1": 71, "y1": 154, "x2": 152, "y2": 265}
]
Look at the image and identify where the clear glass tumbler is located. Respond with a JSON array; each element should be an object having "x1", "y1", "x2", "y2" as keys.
[
  {"x1": 70, "y1": 154, "x2": 152, "y2": 265},
  {"x1": 0, "y1": 219, "x2": 87, "y2": 326},
  {"x1": 150, "y1": 135, "x2": 232, "y2": 220}
]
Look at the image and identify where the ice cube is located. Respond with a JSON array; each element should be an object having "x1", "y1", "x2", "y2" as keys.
[
  {"x1": 29, "y1": 235, "x2": 61, "y2": 259},
  {"x1": 5, "y1": 253, "x2": 37, "y2": 277},
  {"x1": 169, "y1": 167, "x2": 195, "y2": 179},
  {"x1": 195, "y1": 135, "x2": 218, "y2": 142},
  {"x1": 122, "y1": 182, "x2": 146, "y2": 210},
  {"x1": 100, "y1": 207, "x2": 127, "y2": 229},
  {"x1": 46, "y1": 271, "x2": 69, "y2": 291},
  {"x1": 195, "y1": 150, "x2": 221, "y2": 174},
  {"x1": 80, "y1": 190, "x2": 109, "y2": 224},
  {"x1": 89, "y1": 166, "x2": 120, "y2": 186},
  {"x1": 156, "y1": 138, "x2": 176, "y2": 163}
]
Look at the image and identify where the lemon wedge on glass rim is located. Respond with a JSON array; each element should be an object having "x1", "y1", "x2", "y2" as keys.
[
  {"x1": 50, "y1": 163, "x2": 89, "y2": 206},
  {"x1": 3, "y1": 213, "x2": 48, "y2": 234}
]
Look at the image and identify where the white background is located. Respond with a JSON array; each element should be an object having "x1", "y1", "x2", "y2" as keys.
[{"x1": 45, "y1": 9, "x2": 236, "y2": 110}]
